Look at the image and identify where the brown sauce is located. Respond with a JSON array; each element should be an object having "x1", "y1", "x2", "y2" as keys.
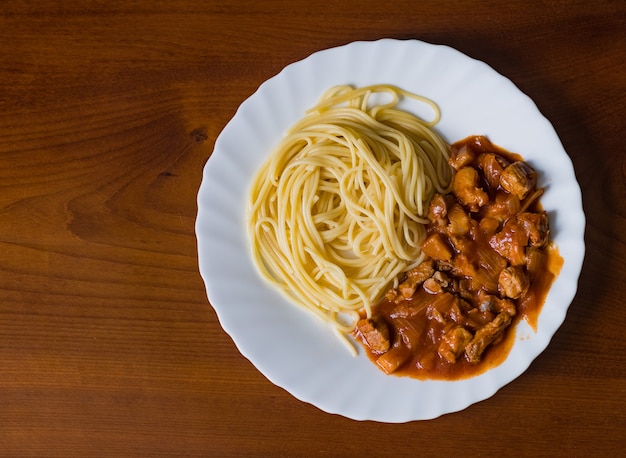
[{"x1": 354, "y1": 136, "x2": 563, "y2": 380}]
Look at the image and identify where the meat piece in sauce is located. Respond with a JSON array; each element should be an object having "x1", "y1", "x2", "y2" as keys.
[
  {"x1": 393, "y1": 260, "x2": 435, "y2": 301},
  {"x1": 498, "y1": 266, "x2": 530, "y2": 299},
  {"x1": 517, "y1": 212, "x2": 549, "y2": 247},
  {"x1": 478, "y1": 290, "x2": 517, "y2": 316},
  {"x1": 479, "y1": 217, "x2": 500, "y2": 237},
  {"x1": 428, "y1": 193, "x2": 455, "y2": 228},
  {"x1": 438, "y1": 326, "x2": 473, "y2": 363},
  {"x1": 480, "y1": 191, "x2": 521, "y2": 223},
  {"x1": 453, "y1": 167, "x2": 489, "y2": 212},
  {"x1": 423, "y1": 271, "x2": 451, "y2": 295},
  {"x1": 356, "y1": 317, "x2": 391, "y2": 354},
  {"x1": 465, "y1": 311, "x2": 514, "y2": 364},
  {"x1": 447, "y1": 203, "x2": 472, "y2": 236},
  {"x1": 476, "y1": 153, "x2": 509, "y2": 189},
  {"x1": 489, "y1": 218, "x2": 529, "y2": 266},
  {"x1": 500, "y1": 161, "x2": 537, "y2": 200},
  {"x1": 466, "y1": 134, "x2": 496, "y2": 153},
  {"x1": 448, "y1": 144, "x2": 476, "y2": 170},
  {"x1": 451, "y1": 277, "x2": 475, "y2": 302}
]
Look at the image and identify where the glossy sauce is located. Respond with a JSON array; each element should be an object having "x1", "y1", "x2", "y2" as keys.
[{"x1": 354, "y1": 136, "x2": 563, "y2": 380}]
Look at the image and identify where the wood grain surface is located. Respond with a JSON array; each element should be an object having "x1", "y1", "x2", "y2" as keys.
[{"x1": 1, "y1": 1, "x2": 624, "y2": 456}]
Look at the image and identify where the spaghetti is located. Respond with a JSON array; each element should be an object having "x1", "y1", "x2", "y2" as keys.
[{"x1": 247, "y1": 85, "x2": 453, "y2": 350}]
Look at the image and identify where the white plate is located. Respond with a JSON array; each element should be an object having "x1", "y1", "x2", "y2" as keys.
[{"x1": 196, "y1": 39, "x2": 585, "y2": 422}]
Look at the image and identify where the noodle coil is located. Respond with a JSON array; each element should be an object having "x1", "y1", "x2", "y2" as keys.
[{"x1": 247, "y1": 85, "x2": 453, "y2": 348}]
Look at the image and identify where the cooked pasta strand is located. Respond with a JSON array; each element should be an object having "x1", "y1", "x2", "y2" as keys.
[{"x1": 247, "y1": 84, "x2": 452, "y2": 345}]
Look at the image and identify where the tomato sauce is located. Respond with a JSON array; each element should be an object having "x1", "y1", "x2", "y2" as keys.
[{"x1": 354, "y1": 136, "x2": 563, "y2": 380}]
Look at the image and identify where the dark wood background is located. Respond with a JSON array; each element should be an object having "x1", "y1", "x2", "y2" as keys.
[{"x1": 1, "y1": 1, "x2": 624, "y2": 456}]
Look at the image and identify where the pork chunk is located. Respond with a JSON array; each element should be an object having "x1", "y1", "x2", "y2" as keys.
[
  {"x1": 453, "y1": 167, "x2": 489, "y2": 212},
  {"x1": 498, "y1": 266, "x2": 530, "y2": 299},
  {"x1": 465, "y1": 311, "x2": 513, "y2": 363},
  {"x1": 500, "y1": 161, "x2": 537, "y2": 200},
  {"x1": 438, "y1": 326, "x2": 473, "y2": 363},
  {"x1": 448, "y1": 145, "x2": 476, "y2": 170},
  {"x1": 395, "y1": 260, "x2": 436, "y2": 301},
  {"x1": 428, "y1": 193, "x2": 452, "y2": 227},
  {"x1": 517, "y1": 211, "x2": 549, "y2": 247},
  {"x1": 447, "y1": 203, "x2": 472, "y2": 236},
  {"x1": 489, "y1": 219, "x2": 529, "y2": 266},
  {"x1": 356, "y1": 317, "x2": 391, "y2": 354},
  {"x1": 406, "y1": 260, "x2": 436, "y2": 282},
  {"x1": 476, "y1": 153, "x2": 508, "y2": 189}
]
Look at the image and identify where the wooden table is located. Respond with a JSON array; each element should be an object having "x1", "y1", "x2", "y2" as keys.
[{"x1": 1, "y1": 1, "x2": 624, "y2": 456}]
